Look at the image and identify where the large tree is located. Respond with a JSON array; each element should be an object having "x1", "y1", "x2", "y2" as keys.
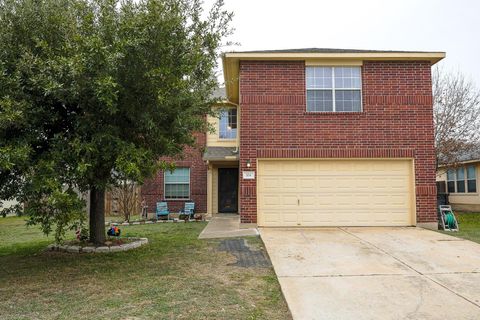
[
  {"x1": 433, "y1": 67, "x2": 480, "y2": 167},
  {"x1": 0, "y1": 0, "x2": 232, "y2": 244}
]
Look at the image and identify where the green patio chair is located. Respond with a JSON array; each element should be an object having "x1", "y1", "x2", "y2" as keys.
[
  {"x1": 179, "y1": 202, "x2": 195, "y2": 220},
  {"x1": 156, "y1": 202, "x2": 170, "y2": 220}
]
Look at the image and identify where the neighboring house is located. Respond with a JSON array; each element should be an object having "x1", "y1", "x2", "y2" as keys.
[
  {"x1": 436, "y1": 148, "x2": 480, "y2": 212},
  {"x1": 0, "y1": 199, "x2": 20, "y2": 214},
  {"x1": 142, "y1": 48, "x2": 445, "y2": 229}
]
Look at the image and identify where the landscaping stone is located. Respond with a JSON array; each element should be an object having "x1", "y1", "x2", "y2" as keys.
[
  {"x1": 130, "y1": 242, "x2": 141, "y2": 248},
  {"x1": 145, "y1": 221, "x2": 153, "y2": 224},
  {"x1": 82, "y1": 246, "x2": 95, "y2": 253},
  {"x1": 132, "y1": 222, "x2": 140, "y2": 225},
  {"x1": 47, "y1": 237, "x2": 148, "y2": 254},
  {"x1": 109, "y1": 246, "x2": 123, "y2": 253},
  {"x1": 122, "y1": 222, "x2": 130, "y2": 226},
  {"x1": 122, "y1": 243, "x2": 135, "y2": 250},
  {"x1": 66, "y1": 246, "x2": 80, "y2": 253},
  {"x1": 96, "y1": 246, "x2": 110, "y2": 253}
]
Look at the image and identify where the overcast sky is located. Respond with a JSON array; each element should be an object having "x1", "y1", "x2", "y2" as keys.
[{"x1": 205, "y1": 0, "x2": 480, "y2": 87}]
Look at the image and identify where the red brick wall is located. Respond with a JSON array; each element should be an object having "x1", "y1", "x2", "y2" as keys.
[
  {"x1": 239, "y1": 60, "x2": 436, "y2": 224},
  {"x1": 141, "y1": 133, "x2": 207, "y2": 214}
]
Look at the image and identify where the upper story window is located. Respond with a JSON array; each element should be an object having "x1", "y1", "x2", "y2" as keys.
[
  {"x1": 306, "y1": 66, "x2": 362, "y2": 112},
  {"x1": 219, "y1": 108, "x2": 237, "y2": 139},
  {"x1": 447, "y1": 165, "x2": 477, "y2": 193}
]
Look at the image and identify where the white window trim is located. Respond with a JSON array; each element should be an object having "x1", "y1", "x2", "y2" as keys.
[
  {"x1": 164, "y1": 168, "x2": 191, "y2": 200},
  {"x1": 218, "y1": 107, "x2": 237, "y2": 140},
  {"x1": 447, "y1": 166, "x2": 477, "y2": 194},
  {"x1": 306, "y1": 66, "x2": 363, "y2": 113}
]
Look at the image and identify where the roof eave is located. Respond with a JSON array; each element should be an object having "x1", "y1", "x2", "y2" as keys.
[
  {"x1": 222, "y1": 51, "x2": 446, "y2": 104},
  {"x1": 438, "y1": 158, "x2": 480, "y2": 167},
  {"x1": 202, "y1": 156, "x2": 239, "y2": 161},
  {"x1": 223, "y1": 51, "x2": 446, "y2": 63}
]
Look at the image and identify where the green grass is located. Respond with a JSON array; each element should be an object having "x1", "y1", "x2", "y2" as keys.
[
  {"x1": 441, "y1": 212, "x2": 480, "y2": 243},
  {"x1": 0, "y1": 216, "x2": 291, "y2": 320},
  {"x1": 105, "y1": 214, "x2": 143, "y2": 223}
]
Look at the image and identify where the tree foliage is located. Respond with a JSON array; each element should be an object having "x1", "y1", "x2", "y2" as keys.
[
  {"x1": 433, "y1": 68, "x2": 480, "y2": 166},
  {"x1": 0, "y1": 0, "x2": 232, "y2": 243}
]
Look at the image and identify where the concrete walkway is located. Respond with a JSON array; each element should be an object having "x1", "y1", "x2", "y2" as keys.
[
  {"x1": 260, "y1": 227, "x2": 480, "y2": 320},
  {"x1": 198, "y1": 214, "x2": 259, "y2": 239}
]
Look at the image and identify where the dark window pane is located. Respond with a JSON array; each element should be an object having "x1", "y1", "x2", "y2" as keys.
[
  {"x1": 165, "y1": 184, "x2": 189, "y2": 199},
  {"x1": 437, "y1": 181, "x2": 446, "y2": 193},
  {"x1": 335, "y1": 90, "x2": 361, "y2": 112},
  {"x1": 447, "y1": 181, "x2": 455, "y2": 193},
  {"x1": 467, "y1": 180, "x2": 477, "y2": 193},
  {"x1": 228, "y1": 109, "x2": 237, "y2": 129},
  {"x1": 307, "y1": 90, "x2": 333, "y2": 112},
  {"x1": 456, "y1": 180, "x2": 465, "y2": 193}
]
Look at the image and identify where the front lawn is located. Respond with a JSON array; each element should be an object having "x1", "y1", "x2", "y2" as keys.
[
  {"x1": 440, "y1": 212, "x2": 480, "y2": 243},
  {"x1": 0, "y1": 216, "x2": 291, "y2": 320}
]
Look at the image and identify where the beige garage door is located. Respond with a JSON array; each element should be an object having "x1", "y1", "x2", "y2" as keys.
[{"x1": 257, "y1": 159, "x2": 415, "y2": 227}]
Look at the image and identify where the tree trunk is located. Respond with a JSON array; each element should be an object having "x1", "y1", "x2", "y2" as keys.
[{"x1": 89, "y1": 187, "x2": 106, "y2": 245}]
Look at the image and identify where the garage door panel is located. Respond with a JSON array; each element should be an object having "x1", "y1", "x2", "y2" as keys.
[
  {"x1": 390, "y1": 195, "x2": 410, "y2": 206},
  {"x1": 297, "y1": 177, "x2": 316, "y2": 191},
  {"x1": 261, "y1": 176, "x2": 280, "y2": 188},
  {"x1": 299, "y1": 161, "x2": 318, "y2": 172},
  {"x1": 258, "y1": 159, "x2": 414, "y2": 227}
]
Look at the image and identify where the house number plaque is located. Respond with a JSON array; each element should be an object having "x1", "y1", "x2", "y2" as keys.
[{"x1": 242, "y1": 171, "x2": 255, "y2": 180}]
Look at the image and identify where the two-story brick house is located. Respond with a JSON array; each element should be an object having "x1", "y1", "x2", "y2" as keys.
[{"x1": 142, "y1": 48, "x2": 445, "y2": 229}]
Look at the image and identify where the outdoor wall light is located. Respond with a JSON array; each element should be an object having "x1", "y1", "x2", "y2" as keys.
[{"x1": 246, "y1": 160, "x2": 251, "y2": 168}]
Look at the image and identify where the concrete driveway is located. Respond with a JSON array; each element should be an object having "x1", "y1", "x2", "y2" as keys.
[{"x1": 260, "y1": 227, "x2": 480, "y2": 320}]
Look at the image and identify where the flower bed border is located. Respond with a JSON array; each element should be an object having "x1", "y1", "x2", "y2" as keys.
[
  {"x1": 47, "y1": 237, "x2": 148, "y2": 254},
  {"x1": 105, "y1": 217, "x2": 209, "y2": 227}
]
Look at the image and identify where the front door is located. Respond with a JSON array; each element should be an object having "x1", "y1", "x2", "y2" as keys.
[{"x1": 218, "y1": 168, "x2": 238, "y2": 213}]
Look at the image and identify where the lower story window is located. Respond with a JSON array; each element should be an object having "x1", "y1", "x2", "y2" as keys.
[
  {"x1": 467, "y1": 165, "x2": 477, "y2": 193},
  {"x1": 164, "y1": 168, "x2": 190, "y2": 199},
  {"x1": 446, "y1": 165, "x2": 477, "y2": 193},
  {"x1": 447, "y1": 169, "x2": 455, "y2": 193}
]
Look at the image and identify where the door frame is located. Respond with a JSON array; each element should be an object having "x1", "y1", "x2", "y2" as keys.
[{"x1": 218, "y1": 167, "x2": 239, "y2": 213}]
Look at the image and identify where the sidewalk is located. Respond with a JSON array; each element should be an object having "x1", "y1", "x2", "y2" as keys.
[{"x1": 198, "y1": 214, "x2": 259, "y2": 239}]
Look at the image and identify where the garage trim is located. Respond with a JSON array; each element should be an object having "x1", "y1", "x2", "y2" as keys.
[{"x1": 256, "y1": 158, "x2": 416, "y2": 227}]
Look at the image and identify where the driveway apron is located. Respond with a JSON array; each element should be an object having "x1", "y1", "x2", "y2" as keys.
[{"x1": 260, "y1": 227, "x2": 480, "y2": 320}]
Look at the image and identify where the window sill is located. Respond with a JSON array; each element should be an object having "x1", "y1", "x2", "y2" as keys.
[
  {"x1": 303, "y1": 111, "x2": 365, "y2": 115},
  {"x1": 448, "y1": 193, "x2": 478, "y2": 196}
]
